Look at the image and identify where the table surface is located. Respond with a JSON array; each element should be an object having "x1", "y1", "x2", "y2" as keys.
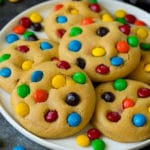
[{"x1": 0, "y1": 0, "x2": 150, "y2": 150}]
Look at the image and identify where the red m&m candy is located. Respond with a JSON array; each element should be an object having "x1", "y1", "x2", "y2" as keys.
[{"x1": 87, "y1": 128, "x2": 101, "y2": 140}]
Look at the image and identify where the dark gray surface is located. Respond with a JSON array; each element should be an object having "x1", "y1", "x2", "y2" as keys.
[
  {"x1": 0, "y1": 114, "x2": 49, "y2": 150},
  {"x1": 0, "y1": 0, "x2": 47, "y2": 29},
  {"x1": 0, "y1": 0, "x2": 150, "y2": 150}
]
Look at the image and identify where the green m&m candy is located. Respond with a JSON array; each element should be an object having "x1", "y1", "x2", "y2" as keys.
[
  {"x1": 140, "y1": 43, "x2": 150, "y2": 51},
  {"x1": 69, "y1": 27, "x2": 82, "y2": 37},
  {"x1": 17, "y1": 84, "x2": 30, "y2": 98},
  {"x1": 92, "y1": 139, "x2": 105, "y2": 150},
  {"x1": 113, "y1": 78, "x2": 127, "y2": 91},
  {"x1": 115, "y1": 18, "x2": 126, "y2": 24},
  {"x1": 0, "y1": 0, "x2": 4, "y2": 5},
  {"x1": 127, "y1": 35, "x2": 139, "y2": 47},
  {"x1": 72, "y1": 72, "x2": 86, "y2": 84},
  {"x1": 0, "y1": 54, "x2": 11, "y2": 63},
  {"x1": 89, "y1": 0, "x2": 97, "y2": 4}
]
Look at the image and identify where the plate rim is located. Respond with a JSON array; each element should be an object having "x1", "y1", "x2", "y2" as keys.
[{"x1": 0, "y1": 0, "x2": 150, "y2": 150}]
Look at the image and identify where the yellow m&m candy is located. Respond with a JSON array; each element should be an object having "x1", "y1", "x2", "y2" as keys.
[
  {"x1": 9, "y1": 0, "x2": 20, "y2": 3},
  {"x1": 15, "y1": 102, "x2": 30, "y2": 117},
  {"x1": 29, "y1": 12, "x2": 43, "y2": 23},
  {"x1": 144, "y1": 64, "x2": 150, "y2": 72},
  {"x1": 76, "y1": 135, "x2": 90, "y2": 147},
  {"x1": 52, "y1": 74, "x2": 66, "y2": 88},
  {"x1": 114, "y1": 9, "x2": 126, "y2": 18},
  {"x1": 22, "y1": 60, "x2": 33, "y2": 71}
]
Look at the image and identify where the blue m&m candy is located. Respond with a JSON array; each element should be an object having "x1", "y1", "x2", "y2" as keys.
[
  {"x1": 5, "y1": 33, "x2": 19, "y2": 44},
  {"x1": 13, "y1": 145, "x2": 26, "y2": 150},
  {"x1": 110, "y1": 56, "x2": 124, "y2": 66},
  {"x1": 0, "y1": 67, "x2": 11, "y2": 78},
  {"x1": 56, "y1": 16, "x2": 67, "y2": 23},
  {"x1": 40, "y1": 42, "x2": 53, "y2": 50},
  {"x1": 67, "y1": 112, "x2": 81, "y2": 127},
  {"x1": 31, "y1": 70, "x2": 43, "y2": 82},
  {"x1": 68, "y1": 40, "x2": 81, "y2": 52},
  {"x1": 132, "y1": 113, "x2": 146, "y2": 127}
]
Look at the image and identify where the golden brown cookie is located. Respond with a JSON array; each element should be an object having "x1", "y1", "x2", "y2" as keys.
[
  {"x1": 59, "y1": 21, "x2": 141, "y2": 82},
  {"x1": 0, "y1": 39, "x2": 58, "y2": 93},
  {"x1": 10, "y1": 60, "x2": 96, "y2": 138},
  {"x1": 92, "y1": 78, "x2": 150, "y2": 142},
  {"x1": 128, "y1": 26, "x2": 150, "y2": 84},
  {"x1": 44, "y1": 0, "x2": 113, "y2": 42}
]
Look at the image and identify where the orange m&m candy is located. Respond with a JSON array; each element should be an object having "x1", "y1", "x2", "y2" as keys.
[{"x1": 116, "y1": 41, "x2": 129, "y2": 53}]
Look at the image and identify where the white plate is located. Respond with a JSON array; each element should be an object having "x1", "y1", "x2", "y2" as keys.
[{"x1": 0, "y1": 0, "x2": 150, "y2": 150}]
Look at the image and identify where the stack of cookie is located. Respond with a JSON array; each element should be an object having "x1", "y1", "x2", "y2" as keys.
[{"x1": 0, "y1": 0, "x2": 150, "y2": 144}]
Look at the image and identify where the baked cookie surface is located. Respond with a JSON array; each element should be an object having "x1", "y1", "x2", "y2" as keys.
[
  {"x1": 59, "y1": 21, "x2": 141, "y2": 82},
  {"x1": 0, "y1": 39, "x2": 58, "y2": 93},
  {"x1": 10, "y1": 60, "x2": 96, "y2": 138},
  {"x1": 91, "y1": 78, "x2": 150, "y2": 142},
  {"x1": 128, "y1": 26, "x2": 150, "y2": 84},
  {"x1": 44, "y1": 0, "x2": 113, "y2": 42}
]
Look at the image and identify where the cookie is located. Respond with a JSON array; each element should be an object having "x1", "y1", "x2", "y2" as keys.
[
  {"x1": 59, "y1": 21, "x2": 141, "y2": 82},
  {"x1": 0, "y1": 39, "x2": 58, "y2": 93},
  {"x1": 44, "y1": 0, "x2": 113, "y2": 42},
  {"x1": 10, "y1": 60, "x2": 96, "y2": 138},
  {"x1": 128, "y1": 26, "x2": 150, "y2": 84},
  {"x1": 91, "y1": 78, "x2": 150, "y2": 142}
]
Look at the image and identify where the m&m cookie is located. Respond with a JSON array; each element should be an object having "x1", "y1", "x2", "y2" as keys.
[
  {"x1": 10, "y1": 60, "x2": 96, "y2": 138},
  {"x1": 0, "y1": 39, "x2": 58, "y2": 93},
  {"x1": 128, "y1": 26, "x2": 150, "y2": 84},
  {"x1": 91, "y1": 78, "x2": 150, "y2": 142},
  {"x1": 59, "y1": 21, "x2": 141, "y2": 82},
  {"x1": 44, "y1": 0, "x2": 113, "y2": 42}
]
